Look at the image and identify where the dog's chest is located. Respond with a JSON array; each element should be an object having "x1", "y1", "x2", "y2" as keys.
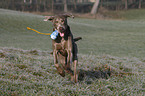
[{"x1": 55, "y1": 39, "x2": 67, "y2": 50}]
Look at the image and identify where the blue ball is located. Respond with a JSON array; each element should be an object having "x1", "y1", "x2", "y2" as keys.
[{"x1": 50, "y1": 30, "x2": 59, "y2": 40}]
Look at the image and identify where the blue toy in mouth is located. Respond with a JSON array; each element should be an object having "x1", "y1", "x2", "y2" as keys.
[{"x1": 50, "y1": 30, "x2": 59, "y2": 40}]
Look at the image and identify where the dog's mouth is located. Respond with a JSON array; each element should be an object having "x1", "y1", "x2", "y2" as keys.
[
  {"x1": 58, "y1": 27, "x2": 66, "y2": 37},
  {"x1": 59, "y1": 32, "x2": 64, "y2": 37}
]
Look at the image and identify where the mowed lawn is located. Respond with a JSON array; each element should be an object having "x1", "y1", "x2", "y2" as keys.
[
  {"x1": 0, "y1": 9, "x2": 145, "y2": 57},
  {"x1": 0, "y1": 9, "x2": 145, "y2": 95}
]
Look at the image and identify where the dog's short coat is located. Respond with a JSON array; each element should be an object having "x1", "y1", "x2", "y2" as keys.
[{"x1": 44, "y1": 13, "x2": 81, "y2": 83}]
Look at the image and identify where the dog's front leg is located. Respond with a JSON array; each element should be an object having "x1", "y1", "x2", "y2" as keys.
[
  {"x1": 53, "y1": 50, "x2": 65, "y2": 77},
  {"x1": 66, "y1": 50, "x2": 72, "y2": 68}
]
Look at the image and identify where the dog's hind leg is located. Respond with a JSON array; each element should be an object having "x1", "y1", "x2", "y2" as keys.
[
  {"x1": 73, "y1": 60, "x2": 78, "y2": 83},
  {"x1": 72, "y1": 43, "x2": 78, "y2": 83}
]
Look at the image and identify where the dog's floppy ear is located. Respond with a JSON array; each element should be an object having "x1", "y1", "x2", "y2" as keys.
[
  {"x1": 44, "y1": 16, "x2": 55, "y2": 21},
  {"x1": 63, "y1": 13, "x2": 74, "y2": 18}
]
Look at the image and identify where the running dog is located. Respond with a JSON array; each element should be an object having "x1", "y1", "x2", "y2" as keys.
[{"x1": 44, "y1": 13, "x2": 82, "y2": 83}]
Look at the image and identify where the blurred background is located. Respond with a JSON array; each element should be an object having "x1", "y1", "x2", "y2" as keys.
[{"x1": 0, "y1": 0, "x2": 145, "y2": 16}]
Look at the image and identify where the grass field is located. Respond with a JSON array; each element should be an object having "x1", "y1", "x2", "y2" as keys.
[{"x1": 0, "y1": 9, "x2": 145, "y2": 95}]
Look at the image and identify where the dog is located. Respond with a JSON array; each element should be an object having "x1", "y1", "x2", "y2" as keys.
[{"x1": 44, "y1": 13, "x2": 82, "y2": 83}]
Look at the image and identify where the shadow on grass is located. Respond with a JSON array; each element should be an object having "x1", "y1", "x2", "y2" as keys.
[{"x1": 78, "y1": 65, "x2": 111, "y2": 84}]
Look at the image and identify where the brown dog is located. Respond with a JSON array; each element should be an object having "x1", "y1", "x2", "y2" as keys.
[{"x1": 44, "y1": 13, "x2": 81, "y2": 83}]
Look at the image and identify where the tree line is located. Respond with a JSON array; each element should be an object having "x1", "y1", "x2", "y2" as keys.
[{"x1": 0, "y1": 0, "x2": 145, "y2": 13}]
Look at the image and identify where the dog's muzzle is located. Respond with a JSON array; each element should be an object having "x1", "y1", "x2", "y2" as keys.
[{"x1": 58, "y1": 27, "x2": 66, "y2": 37}]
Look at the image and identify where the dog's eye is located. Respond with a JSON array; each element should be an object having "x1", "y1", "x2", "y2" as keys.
[
  {"x1": 61, "y1": 20, "x2": 64, "y2": 22},
  {"x1": 55, "y1": 21, "x2": 58, "y2": 23}
]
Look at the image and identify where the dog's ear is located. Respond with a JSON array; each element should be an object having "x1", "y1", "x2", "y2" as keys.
[
  {"x1": 63, "y1": 13, "x2": 74, "y2": 18},
  {"x1": 44, "y1": 16, "x2": 55, "y2": 21}
]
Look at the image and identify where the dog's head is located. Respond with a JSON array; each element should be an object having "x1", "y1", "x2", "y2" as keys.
[{"x1": 44, "y1": 13, "x2": 74, "y2": 37}]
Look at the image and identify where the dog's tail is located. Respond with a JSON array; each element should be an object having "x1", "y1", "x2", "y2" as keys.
[{"x1": 74, "y1": 37, "x2": 82, "y2": 42}]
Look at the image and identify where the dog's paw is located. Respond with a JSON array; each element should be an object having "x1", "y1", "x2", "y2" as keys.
[{"x1": 58, "y1": 70, "x2": 65, "y2": 77}]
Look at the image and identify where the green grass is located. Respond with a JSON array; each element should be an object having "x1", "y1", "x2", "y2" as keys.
[
  {"x1": 0, "y1": 47, "x2": 144, "y2": 95},
  {"x1": 102, "y1": 9, "x2": 145, "y2": 21},
  {"x1": 0, "y1": 9, "x2": 145, "y2": 95},
  {"x1": 1, "y1": 9, "x2": 145, "y2": 57},
  {"x1": 118, "y1": 9, "x2": 145, "y2": 21}
]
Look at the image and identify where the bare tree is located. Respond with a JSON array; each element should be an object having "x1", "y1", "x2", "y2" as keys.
[
  {"x1": 52, "y1": 0, "x2": 54, "y2": 12},
  {"x1": 74, "y1": 0, "x2": 77, "y2": 10},
  {"x1": 91, "y1": 0, "x2": 100, "y2": 14},
  {"x1": 138, "y1": 0, "x2": 142, "y2": 9},
  {"x1": 22, "y1": 0, "x2": 25, "y2": 11},
  {"x1": 125, "y1": 0, "x2": 128, "y2": 10},
  {"x1": 64, "y1": 0, "x2": 68, "y2": 12},
  {"x1": 30, "y1": 0, "x2": 32, "y2": 4}
]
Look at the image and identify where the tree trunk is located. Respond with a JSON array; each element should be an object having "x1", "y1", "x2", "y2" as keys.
[
  {"x1": 100, "y1": 0, "x2": 103, "y2": 8},
  {"x1": 52, "y1": 0, "x2": 54, "y2": 13},
  {"x1": 125, "y1": 0, "x2": 128, "y2": 10},
  {"x1": 64, "y1": 0, "x2": 68, "y2": 12},
  {"x1": 22, "y1": 0, "x2": 25, "y2": 11},
  {"x1": 43, "y1": 0, "x2": 46, "y2": 12},
  {"x1": 36, "y1": 0, "x2": 39, "y2": 12},
  {"x1": 91, "y1": 0, "x2": 100, "y2": 14},
  {"x1": 11, "y1": 0, "x2": 15, "y2": 10},
  {"x1": 138, "y1": 0, "x2": 141, "y2": 9},
  {"x1": 74, "y1": 0, "x2": 77, "y2": 10},
  {"x1": 30, "y1": 0, "x2": 32, "y2": 4}
]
